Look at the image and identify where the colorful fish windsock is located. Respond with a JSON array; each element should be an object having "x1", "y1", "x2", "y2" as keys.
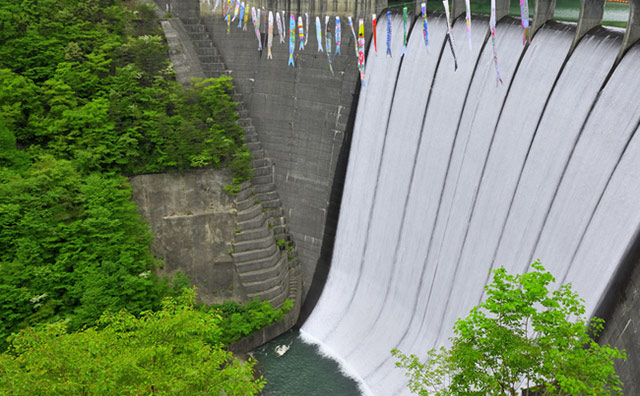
[
  {"x1": 316, "y1": 16, "x2": 323, "y2": 52},
  {"x1": 372, "y1": 14, "x2": 377, "y2": 53},
  {"x1": 298, "y1": 16, "x2": 305, "y2": 49},
  {"x1": 443, "y1": 0, "x2": 458, "y2": 70},
  {"x1": 358, "y1": 18, "x2": 365, "y2": 85},
  {"x1": 213, "y1": 0, "x2": 220, "y2": 14},
  {"x1": 261, "y1": 7, "x2": 266, "y2": 32},
  {"x1": 520, "y1": 0, "x2": 530, "y2": 44},
  {"x1": 251, "y1": 7, "x2": 262, "y2": 52},
  {"x1": 490, "y1": 0, "x2": 504, "y2": 84},
  {"x1": 238, "y1": 2, "x2": 245, "y2": 28},
  {"x1": 227, "y1": 3, "x2": 232, "y2": 33},
  {"x1": 386, "y1": 11, "x2": 392, "y2": 57},
  {"x1": 276, "y1": 12, "x2": 284, "y2": 42},
  {"x1": 222, "y1": 0, "x2": 228, "y2": 19},
  {"x1": 289, "y1": 14, "x2": 295, "y2": 66},
  {"x1": 232, "y1": 0, "x2": 240, "y2": 21},
  {"x1": 325, "y1": 16, "x2": 334, "y2": 75},
  {"x1": 243, "y1": 3, "x2": 249, "y2": 30},
  {"x1": 335, "y1": 16, "x2": 342, "y2": 56},
  {"x1": 348, "y1": 16, "x2": 358, "y2": 57},
  {"x1": 402, "y1": 7, "x2": 408, "y2": 56},
  {"x1": 268, "y1": 11, "x2": 274, "y2": 59},
  {"x1": 305, "y1": 13, "x2": 310, "y2": 46},
  {"x1": 422, "y1": 2, "x2": 429, "y2": 48},
  {"x1": 465, "y1": 0, "x2": 472, "y2": 50}
]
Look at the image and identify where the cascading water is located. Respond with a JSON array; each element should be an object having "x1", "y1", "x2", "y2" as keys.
[{"x1": 302, "y1": 12, "x2": 639, "y2": 396}]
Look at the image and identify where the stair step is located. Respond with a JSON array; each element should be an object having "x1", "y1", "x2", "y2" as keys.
[
  {"x1": 237, "y1": 212, "x2": 266, "y2": 231},
  {"x1": 241, "y1": 260, "x2": 288, "y2": 293},
  {"x1": 195, "y1": 47, "x2": 219, "y2": 56},
  {"x1": 250, "y1": 158, "x2": 270, "y2": 168},
  {"x1": 250, "y1": 148, "x2": 265, "y2": 160},
  {"x1": 235, "y1": 249, "x2": 281, "y2": 273},
  {"x1": 265, "y1": 207, "x2": 283, "y2": 218},
  {"x1": 247, "y1": 279, "x2": 288, "y2": 302},
  {"x1": 200, "y1": 56, "x2": 223, "y2": 65},
  {"x1": 235, "y1": 185, "x2": 254, "y2": 202},
  {"x1": 238, "y1": 256, "x2": 287, "y2": 284},
  {"x1": 252, "y1": 174, "x2": 273, "y2": 185},
  {"x1": 252, "y1": 165, "x2": 271, "y2": 177},
  {"x1": 187, "y1": 32, "x2": 212, "y2": 41},
  {"x1": 254, "y1": 190, "x2": 279, "y2": 202},
  {"x1": 232, "y1": 234, "x2": 275, "y2": 253},
  {"x1": 247, "y1": 140, "x2": 264, "y2": 152},
  {"x1": 183, "y1": 24, "x2": 207, "y2": 33},
  {"x1": 192, "y1": 39, "x2": 215, "y2": 48},
  {"x1": 234, "y1": 224, "x2": 272, "y2": 242},
  {"x1": 236, "y1": 204, "x2": 263, "y2": 223},
  {"x1": 253, "y1": 182, "x2": 275, "y2": 194},
  {"x1": 232, "y1": 242, "x2": 277, "y2": 262},
  {"x1": 244, "y1": 133, "x2": 259, "y2": 143},
  {"x1": 262, "y1": 198, "x2": 282, "y2": 209},
  {"x1": 272, "y1": 224, "x2": 288, "y2": 236}
]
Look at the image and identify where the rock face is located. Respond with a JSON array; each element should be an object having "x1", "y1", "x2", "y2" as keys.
[{"x1": 130, "y1": 170, "x2": 243, "y2": 304}]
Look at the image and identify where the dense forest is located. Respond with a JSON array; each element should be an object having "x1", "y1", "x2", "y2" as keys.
[{"x1": 0, "y1": 0, "x2": 280, "y2": 393}]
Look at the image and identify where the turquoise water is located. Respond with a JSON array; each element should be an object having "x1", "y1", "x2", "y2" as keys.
[{"x1": 253, "y1": 329, "x2": 363, "y2": 396}]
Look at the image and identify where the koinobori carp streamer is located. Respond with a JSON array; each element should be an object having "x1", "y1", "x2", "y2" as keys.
[
  {"x1": 325, "y1": 16, "x2": 334, "y2": 75},
  {"x1": 443, "y1": 0, "x2": 459, "y2": 70},
  {"x1": 372, "y1": 14, "x2": 377, "y2": 53},
  {"x1": 298, "y1": 16, "x2": 305, "y2": 50},
  {"x1": 335, "y1": 16, "x2": 342, "y2": 56},
  {"x1": 316, "y1": 16, "x2": 323, "y2": 52},
  {"x1": 267, "y1": 11, "x2": 273, "y2": 59},
  {"x1": 402, "y1": 7, "x2": 408, "y2": 56},
  {"x1": 422, "y1": 2, "x2": 429, "y2": 49},
  {"x1": 490, "y1": 0, "x2": 504, "y2": 84},
  {"x1": 348, "y1": 16, "x2": 358, "y2": 57},
  {"x1": 386, "y1": 11, "x2": 392, "y2": 57},
  {"x1": 520, "y1": 0, "x2": 530, "y2": 44},
  {"x1": 288, "y1": 13, "x2": 295, "y2": 66},
  {"x1": 276, "y1": 11, "x2": 284, "y2": 42},
  {"x1": 358, "y1": 18, "x2": 365, "y2": 84}
]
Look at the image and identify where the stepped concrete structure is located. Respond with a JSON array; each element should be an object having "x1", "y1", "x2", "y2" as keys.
[{"x1": 156, "y1": 0, "x2": 640, "y2": 393}]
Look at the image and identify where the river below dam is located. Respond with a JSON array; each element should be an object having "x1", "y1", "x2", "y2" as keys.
[{"x1": 253, "y1": 329, "x2": 363, "y2": 396}]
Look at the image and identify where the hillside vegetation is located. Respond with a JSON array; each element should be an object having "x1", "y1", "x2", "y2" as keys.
[{"x1": 0, "y1": 1, "x2": 274, "y2": 393}]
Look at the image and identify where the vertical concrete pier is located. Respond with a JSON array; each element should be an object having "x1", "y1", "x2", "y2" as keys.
[
  {"x1": 573, "y1": 0, "x2": 606, "y2": 47},
  {"x1": 620, "y1": 0, "x2": 640, "y2": 59},
  {"x1": 532, "y1": 0, "x2": 557, "y2": 34}
]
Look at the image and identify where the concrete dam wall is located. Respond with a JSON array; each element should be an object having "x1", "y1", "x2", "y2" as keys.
[
  {"x1": 301, "y1": 12, "x2": 640, "y2": 396},
  {"x1": 193, "y1": 4, "x2": 379, "y2": 301}
]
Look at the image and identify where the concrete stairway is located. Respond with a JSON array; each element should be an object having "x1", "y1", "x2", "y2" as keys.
[
  {"x1": 181, "y1": 18, "x2": 299, "y2": 309},
  {"x1": 180, "y1": 20, "x2": 230, "y2": 78}
]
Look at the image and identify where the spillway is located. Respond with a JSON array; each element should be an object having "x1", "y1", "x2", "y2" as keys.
[{"x1": 302, "y1": 13, "x2": 640, "y2": 396}]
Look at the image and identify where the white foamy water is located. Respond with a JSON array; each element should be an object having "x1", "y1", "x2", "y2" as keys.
[{"x1": 302, "y1": 17, "x2": 637, "y2": 396}]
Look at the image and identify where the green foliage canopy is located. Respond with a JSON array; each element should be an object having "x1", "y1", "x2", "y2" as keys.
[
  {"x1": 392, "y1": 261, "x2": 626, "y2": 396},
  {"x1": 0, "y1": 0, "x2": 252, "y2": 350},
  {"x1": 212, "y1": 298, "x2": 294, "y2": 345},
  {"x1": 0, "y1": 0, "x2": 250, "y2": 177},
  {"x1": 0, "y1": 289, "x2": 265, "y2": 395}
]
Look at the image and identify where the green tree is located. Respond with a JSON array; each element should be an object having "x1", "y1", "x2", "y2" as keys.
[
  {"x1": 0, "y1": 288, "x2": 265, "y2": 395},
  {"x1": 392, "y1": 261, "x2": 625, "y2": 396}
]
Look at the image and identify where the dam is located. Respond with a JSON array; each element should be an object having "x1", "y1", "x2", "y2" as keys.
[{"x1": 159, "y1": 0, "x2": 640, "y2": 394}]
